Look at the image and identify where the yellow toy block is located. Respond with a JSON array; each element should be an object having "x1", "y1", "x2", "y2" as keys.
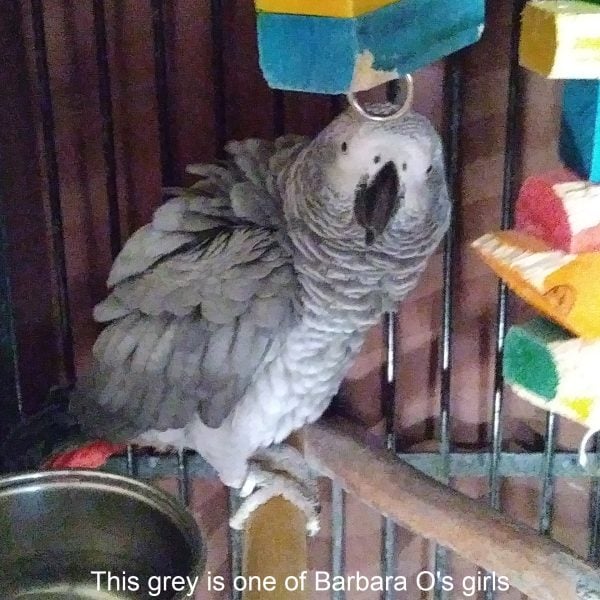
[
  {"x1": 519, "y1": 0, "x2": 600, "y2": 79},
  {"x1": 244, "y1": 497, "x2": 308, "y2": 600},
  {"x1": 255, "y1": 0, "x2": 399, "y2": 18},
  {"x1": 472, "y1": 231, "x2": 600, "y2": 339}
]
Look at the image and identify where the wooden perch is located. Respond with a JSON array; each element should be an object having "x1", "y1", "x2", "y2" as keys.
[
  {"x1": 304, "y1": 417, "x2": 600, "y2": 600},
  {"x1": 243, "y1": 434, "x2": 308, "y2": 600}
]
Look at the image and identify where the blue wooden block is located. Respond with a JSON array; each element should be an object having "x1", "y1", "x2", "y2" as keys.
[
  {"x1": 560, "y1": 81, "x2": 600, "y2": 184},
  {"x1": 257, "y1": 0, "x2": 485, "y2": 94}
]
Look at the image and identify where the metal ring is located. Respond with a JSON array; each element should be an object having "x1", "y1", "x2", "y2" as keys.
[{"x1": 346, "y1": 74, "x2": 414, "y2": 122}]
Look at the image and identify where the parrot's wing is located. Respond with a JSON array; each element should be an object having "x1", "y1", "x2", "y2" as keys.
[
  {"x1": 106, "y1": 135, "x2": 308, "y2": 289},
  {"x1": 72, "y1": 171, "x2": 300, "y2": 440},
  {"x1": 74, "y1": 225, "x2": 296, "y2": 438}
]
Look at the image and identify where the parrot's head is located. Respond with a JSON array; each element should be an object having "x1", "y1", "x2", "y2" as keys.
[{"x1": 284, "y1": 107, "x2": 450, "y2": 250}]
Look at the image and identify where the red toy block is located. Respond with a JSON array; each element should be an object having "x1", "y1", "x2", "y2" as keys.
[{"x1": 515, "y1": 168, "x2": 600, "y2": 253}]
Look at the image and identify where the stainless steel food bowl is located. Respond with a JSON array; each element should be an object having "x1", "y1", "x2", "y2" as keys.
[{"x1": 0, "y1": 470, "x2": 205, "y2": 599}]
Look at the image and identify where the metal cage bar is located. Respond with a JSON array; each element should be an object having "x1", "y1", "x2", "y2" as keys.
[
  {"x1": 0, "y1": 0, "x2": 26, "y2": 424},
  {"x1": 433, "y1": 50, "x2": 463, "y2": 600},
  {"x1": 92, "y1": 0, "x2": 141, "y2": 480},
  {"x1": 177, "y1": 449, "x2": 190, "y2": 505},
  {"x1": 0, "y1": 204, "x2": 22, "y2": 422},
  {"x1": 203, "y1": 0, "x2": 245, "y2": 591},
  {"x1": 380, "y1": 312, "x2": 397, "y2": 600},
  {"x1": 210, "y1": 0, "x2": 227, "y2": 157},
  {"x1": 589, "y1": 459, "x2": 600, "y2": 564},
  {"x1": 331, "y1": 482, "x2": 346, "y2": 600},
  {"x1": 126, "y1": 444, "x2": 137, "y2": 477},
  {"x1": 273, "y1": 91, "x2": 286, "y2": 138},
  {"x1": 539, "y1": 413, "x2": 557, "y2": 535},
  {"x1": 104, "y1": 450, "x2": 600, "y2": 481},
  {"x1": 489, "y1": 0, "x2": 527, "y2": 509},
  {"x1": 228, "y1": 490, "x2": 244, "y2": 600},
  {"x1": 486, "y1": 1, "x2": 527, "y2": 597}
]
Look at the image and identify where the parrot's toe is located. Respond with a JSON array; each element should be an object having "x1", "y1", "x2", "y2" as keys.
[
  {"x1": 252, "y1": 444, "x2": 314, "y2": 483},
  {"x1": 229, "y1": 467, "x2": 320, "y2": 535},
  {"x1": 229, "y1": 444, "x2": 321, "y2": 535},
  {"x1": 238, "y1": 466, "x2": 265, "y2": 498}
]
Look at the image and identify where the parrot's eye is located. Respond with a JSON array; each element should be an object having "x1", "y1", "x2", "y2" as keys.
[
  {"x1": 426, "y1": 165, "x2": 433, "y2": 174},
  {"x1": 402, "y1": 162, "x2": 407, "y2": 172},
  {"x1": 341, "y1": 142, "x2": 348, "y2": 153},
  {"x1": 373, "y1": 155, "x2": 381, "y2": 164}
]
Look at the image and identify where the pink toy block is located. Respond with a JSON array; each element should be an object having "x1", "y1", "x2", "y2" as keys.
[{"x1": 515, "y1": 168, "x2": 600, "y2": 253}]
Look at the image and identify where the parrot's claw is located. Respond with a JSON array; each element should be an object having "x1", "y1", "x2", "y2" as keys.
[{"x1": 229, "y1": 444, "x2": 321, "y2": 536}]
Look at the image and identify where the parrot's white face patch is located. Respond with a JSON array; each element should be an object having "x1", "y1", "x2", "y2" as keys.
[
  {"x1": 327, "y1": 124, "x2": 436, "y2": 233},
  {"x1": 335, "y1": 125, "x2": 426, "y2": 178}
]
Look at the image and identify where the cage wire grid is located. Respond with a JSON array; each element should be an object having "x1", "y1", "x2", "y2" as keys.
[{"x1": 1, "y1": 0, "x2": 599, "y2": 599}]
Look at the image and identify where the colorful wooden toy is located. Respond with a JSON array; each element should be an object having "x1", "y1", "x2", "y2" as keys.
[
  {"x1": 472, "y1": 231, "x2": 600, "y2": 339},
  {"x1": 560, "y1": 80, "x2": 600, "y2": 184},
  {"x1": 256, "y1": 0, "x2": 485, "y2": 93},
  {"x1": 515, "y1": 168, "x2": 600, "y2": 253},
  {"x1": 504, "y1": 317, "x2": 600, "y2": 443},
  {"x1": 519, "y1": 1, "x2": 600, "y2": 79}
]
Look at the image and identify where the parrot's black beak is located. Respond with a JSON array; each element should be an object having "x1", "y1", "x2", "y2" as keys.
[{"x1": 354, "y1": 161, "x2": 400, "y2": 246}]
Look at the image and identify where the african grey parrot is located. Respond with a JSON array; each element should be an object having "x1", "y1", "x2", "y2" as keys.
[{"x1": 71, "y1": 106, "x2": 451, "y2": 531}]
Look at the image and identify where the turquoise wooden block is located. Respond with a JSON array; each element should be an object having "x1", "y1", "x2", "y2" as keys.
[
  {"x1": 257, "y1": 0, "x2": 485, "y2": 94},
  {"x1": 560, "y1": 81, "x2": 600, "y2": 184}
]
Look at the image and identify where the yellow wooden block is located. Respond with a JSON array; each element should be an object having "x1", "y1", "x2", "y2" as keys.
[
  {"x1": 472, "y1": 230, "x2": 600, "y2": 339},
  {"x1": 243, "y1": 496, "x2": 308, "y2": 600},
  {"x1": 255, "y1": 0, "x2": 399, "y2": 18},
  {"x1": 564, "y1": 397, "x2": 594, "y2": 422},
  {"x1": 519, "y1": 0, "x2": 600, "y2": 78},
  {"x1": 510, "y1": 383, "x2": 596, "y2": 430}
]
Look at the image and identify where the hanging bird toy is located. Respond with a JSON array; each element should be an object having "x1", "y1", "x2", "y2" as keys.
[{"x1": 472, "y1": 0, "x2": 600, "y2": 469}]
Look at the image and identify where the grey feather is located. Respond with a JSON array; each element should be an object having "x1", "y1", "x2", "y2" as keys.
[
  {"x1": 107, "y1": 225, "x2": 196, "y2": 288},
  {"x1": 93, "y1": 295, "x2": 130, "y2": 323}
]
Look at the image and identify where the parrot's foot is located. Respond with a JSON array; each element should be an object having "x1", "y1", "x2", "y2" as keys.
[{"x1": 229, "y1": 445, "x2": 321, "y2": 536}]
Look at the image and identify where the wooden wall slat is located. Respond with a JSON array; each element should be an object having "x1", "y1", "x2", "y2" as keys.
[
  {"x1": 31, "y1": 0, "x2": 113, "y2": 373},
  {"x1": 167, "y1": 0, "x2": 217, "y2": 178},
  {"x1": 0, "y1": 0, "x2": 60, "y2": 413},
  {"x1": 108, "y1": 0, "x2": 163, "y2": 230},
  {"x1": 222, "y1": 0, "x2": 276, "y2": 140}
]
